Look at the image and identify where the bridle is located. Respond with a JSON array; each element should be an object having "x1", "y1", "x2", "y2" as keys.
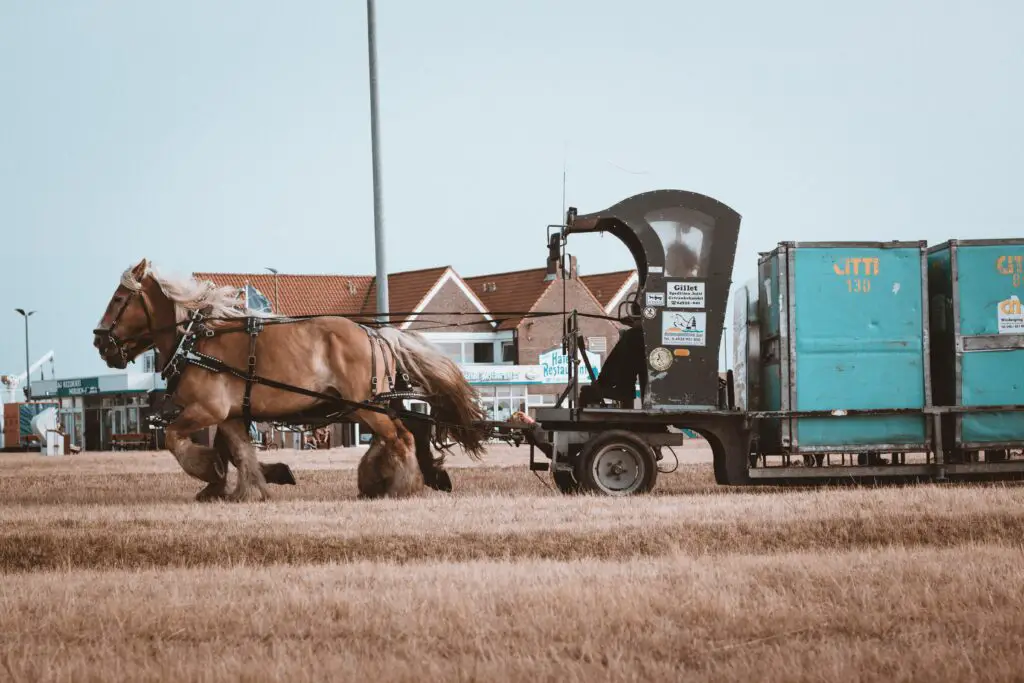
[{"x1": 93, "y1": 273, "x2": 157, "y2": 366}]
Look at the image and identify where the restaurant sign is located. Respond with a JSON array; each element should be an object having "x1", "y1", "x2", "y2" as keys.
[
  {"x1": 54, "y1": 377, "x2": 101, "y2": 397},
  {"x1": 538, "y1": 347, "x2": 602, "y2": 385}
]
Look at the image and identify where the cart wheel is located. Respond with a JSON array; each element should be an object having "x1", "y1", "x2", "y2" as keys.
[
  {"x1": 552, "y1": 469, "x2": 581, "y2": 495},
  {"x1": 576, "y1": 431, "x2": 658, "y2": 496},
  {"x1": 267, "y1": 442, "x2": 279, "y2": 451}
]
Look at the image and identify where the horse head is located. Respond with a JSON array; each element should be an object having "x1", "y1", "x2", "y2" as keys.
[{"x1": 93, "y1": 258, "x2": 158, "y2": 369}]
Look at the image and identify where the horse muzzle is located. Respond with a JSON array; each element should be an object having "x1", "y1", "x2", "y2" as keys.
[{"x1": 93, "y1": 332, "x2": 129, "y2": 369}]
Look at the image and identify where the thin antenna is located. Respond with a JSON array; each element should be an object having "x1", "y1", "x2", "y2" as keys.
[{"x1": 561, "y1": 141, "x2": 567, "y2": 220}]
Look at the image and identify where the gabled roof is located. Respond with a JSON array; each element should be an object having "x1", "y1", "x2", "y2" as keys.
[
  {"x1": 194, "y1": 262, "x2": 634, "y2": 329},
  {"x1": 194, "y1": 272, "x2": 374, "y2": 316},
  {"x1": 581, "y1": 270, "x2": 639, "y2": 314},
  {"x1": 359, "y1": 266, "x2": 450, "y2": 325},
  {"x1": 463, "y1": 267, "x2": 554, "y2": 330},
  {"x1": 194, "y1": 267, "x2": 452, "y2": 322},
  {"x1": 395, "y1": 268, "x2": 495, "y2": 330}
]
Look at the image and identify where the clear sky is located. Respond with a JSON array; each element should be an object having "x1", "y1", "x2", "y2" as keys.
[{"x1": 1, "y1": 0, "x2": 1021, "y2": 386}]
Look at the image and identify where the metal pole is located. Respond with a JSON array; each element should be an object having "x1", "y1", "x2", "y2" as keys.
[
  {"x1": 15, "y1": 308, "x2": 34, "y2": 400},
  {"x1": 264, "y1": 267, "x2": 280, "y2": 313},
  {"x1": 366, "y1": 0, "x2": 388, "y2": 323},
  {"x1": 23, "y1": 315, "x2": 29, "y2": 397}
]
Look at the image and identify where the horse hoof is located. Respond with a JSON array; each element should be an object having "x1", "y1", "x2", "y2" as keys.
[
  {"x1": 195, "y1": 483, "x2": 227, "y2": 502},
  {"x1": 262, "y1": 462, "x2": 297, "y2": 486},
  {"x1": 433, "y1": 469, "x2": 453, "y2": 493}
]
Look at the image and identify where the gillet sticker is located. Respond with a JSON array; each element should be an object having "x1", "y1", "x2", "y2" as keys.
[{"x1": 666, "y1": 281, "x2": 705, "y2": 308}]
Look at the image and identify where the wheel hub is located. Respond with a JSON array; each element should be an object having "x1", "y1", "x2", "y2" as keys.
[{"x1": 592, "y1": 445, "x2": 642, "y2": 493}]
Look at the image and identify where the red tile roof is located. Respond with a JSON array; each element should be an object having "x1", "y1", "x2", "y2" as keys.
[
  {"x1": 581, "y1": 270, "x2": 638, "y2": 310},
  {"x1": 194, "y1": 264, "x2": 632, "y2": 329},
  {"x1": 194, "y1": 272, "x2": 374, "y2": 316},
  {"x1": 194, "y1": 267, "x2": 450, "y2": 322},
  {"x1": 463, "y1": 267, "x2": 554, "y2": 330}
]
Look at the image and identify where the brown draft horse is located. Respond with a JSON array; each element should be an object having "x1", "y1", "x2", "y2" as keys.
[{"x1": 92, "y1": 259, "x2": 487, "y2": 502}]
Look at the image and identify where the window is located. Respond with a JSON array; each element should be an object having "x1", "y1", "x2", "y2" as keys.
[
  {"x1": 244, "y1": 284, "x2": 274, "y2": 314},
  {"x1": 126, "y1": 408, "x2": 140, "y2": 434},
  {"x1": 436, "y1": 342, "x2": 463, "y2": 363},
  {"x1": 501, "y1": 341, "x2": 516, "y2": 363},
  {"x1": 473, "y1": 342, "x2": 494, "y2": 364},
  {"x1": 646, "y1": 206, "x2": 715, "y2": 278}
]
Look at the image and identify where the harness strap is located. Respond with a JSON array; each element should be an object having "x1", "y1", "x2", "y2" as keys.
[
  {"x1": 160, "y1": 313, "x2": 442, "y2": 431},
  {"x1": 379, "y1": 336, "x2": 394, "y2": 391},
  {"x1": 363, "y1": 326, "x2": 379, "y2": 396},
  {"x1": 184, "y1": 349, "x2": 435, "y2": 424},
  {"x1": 241, "y1": 316, "x2": 264, "y2": 429}
]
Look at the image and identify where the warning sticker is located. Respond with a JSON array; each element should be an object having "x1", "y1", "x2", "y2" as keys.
[
  {"x1": 646, "y1": 292, "x2": 665, "y2": 307},
  {"x1": 998, "y1": 295, "x2": 1024, "y2": 334},
  {"x1": 666, "y1": 281, "x2": 705, "y2": 309},
  {"x1": 662, "y1": 311, "x2": 706, "y2": 347}
]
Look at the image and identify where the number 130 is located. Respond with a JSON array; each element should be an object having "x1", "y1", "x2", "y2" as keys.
[{"x1": 847, "y1": 278, "x2": 871, "y2": 293}]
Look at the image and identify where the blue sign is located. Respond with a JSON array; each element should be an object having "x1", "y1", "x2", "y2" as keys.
[{"x1": 538, "y1": 347, "x2": 602, "y2": 385}]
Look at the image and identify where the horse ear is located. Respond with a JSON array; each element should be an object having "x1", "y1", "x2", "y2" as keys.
[{"x1": 131, "y1": 258, "x2": 148, "y2": 279}]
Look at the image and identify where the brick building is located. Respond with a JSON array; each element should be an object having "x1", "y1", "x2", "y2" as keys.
[
  {"x1": 581, "y1": 270, "x2": 639, "y2": 317},
  {"x1": 199, "y1": 257, "x2": 636, "y2": 425},
  {"x1": 463, "y1": 256, "x2": 629, "y2": 413}
]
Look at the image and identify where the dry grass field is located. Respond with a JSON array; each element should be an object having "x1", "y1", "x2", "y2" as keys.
[{"x1": 2, "y1": 441, "x2": 1023, "y2": 682}]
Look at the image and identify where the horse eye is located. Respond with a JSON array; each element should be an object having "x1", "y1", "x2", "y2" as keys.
[{"x1": 112, "y1": 296, "x2": 125, "y2": 304}]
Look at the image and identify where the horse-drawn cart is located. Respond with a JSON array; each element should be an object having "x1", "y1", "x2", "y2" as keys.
[
  {"x1": 97, "y1": 187, "x2": 1024, "y2": 502},
  {"x1": 501, "y1": 190, "x2": 1024, "y2": 496}
]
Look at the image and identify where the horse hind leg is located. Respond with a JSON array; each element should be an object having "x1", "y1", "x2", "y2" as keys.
[
  {"x1": 388, "y1": 422, "x2": 424, "y2": 497},
  {"x1": 356, "y1": 412, "x2": 424, "y2": 499},
  {"x1": 357, "y1": 438, "x2": 389, "y2": 499},
  {"x1": 406, "y1": 415, "x2": 452, "y2": 493}
]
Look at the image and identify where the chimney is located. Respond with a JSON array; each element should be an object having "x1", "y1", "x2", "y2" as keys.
[{"x1": 562, "y1": 255, "x2": 578, "y2": 279}]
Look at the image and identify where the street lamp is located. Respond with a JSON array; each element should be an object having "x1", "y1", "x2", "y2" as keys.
[
  {"x1": 264, "y1": 267, "x2": 280, "y2": 313},
  {"x1": 14, "y1": 308, "x2": 35, "y2": 400}
]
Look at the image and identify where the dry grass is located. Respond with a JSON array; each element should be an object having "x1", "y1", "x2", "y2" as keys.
[{"x1": 1, "y1": 445, "x2": 1022, "y2": 681}]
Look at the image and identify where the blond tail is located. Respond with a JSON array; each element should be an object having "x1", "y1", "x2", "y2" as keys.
[{"x1": 376, "y1": 327, "x2": 488, "y2": 459}]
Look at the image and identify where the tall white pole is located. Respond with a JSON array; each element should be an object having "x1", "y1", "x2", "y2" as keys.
[{"x1": 366, "y1": 0, "x2": 388, "y2": 323}]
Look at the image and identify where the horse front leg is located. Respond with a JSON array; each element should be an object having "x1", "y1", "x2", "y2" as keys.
[
  {"x1": 194, "y1": 427, "x2": 235, "y2": 502},
  {"x1": 163, "y1": 404, "x2": 230, "y2": 500},
  {"x1": 215, "y1": 419, "x2": 271, "y2": 502}
]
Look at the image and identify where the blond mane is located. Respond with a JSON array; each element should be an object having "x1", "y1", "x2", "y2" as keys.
[{"x1": 123, "y1": 261, "x2": 279, "y2": 327}]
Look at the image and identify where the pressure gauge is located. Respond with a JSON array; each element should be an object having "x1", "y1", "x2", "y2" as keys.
[{"x1": 649, "y1": 347, "x2": 673, "y2": 371}]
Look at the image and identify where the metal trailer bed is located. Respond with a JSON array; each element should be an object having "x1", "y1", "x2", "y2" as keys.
[{"x1": 505, "y1": 189, "x2": 1024, "y2": 496}]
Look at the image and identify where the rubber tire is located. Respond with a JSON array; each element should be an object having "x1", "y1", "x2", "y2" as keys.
[
  {"x1": 552, "y1": 469, "x2": 582, "y2": 494},
  {"x1": 575, "y1": 430, "x2": 658, "y2": 496}
]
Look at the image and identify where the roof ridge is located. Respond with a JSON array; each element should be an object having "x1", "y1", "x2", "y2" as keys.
[
  {"x1": 581, "y1": 269, "x2": 637, "y2": 278},
  {"x1": 193, "y1": 272, "x2": 375, "y2": 280},
  {"x1": 463, "y1": 266, "x2": 548, "y2": 281}
]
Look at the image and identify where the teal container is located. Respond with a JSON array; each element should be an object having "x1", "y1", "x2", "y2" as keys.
[
  {"x1": 756, "y1": 241, "x2": 931, "y2": 453},
  {"x1": 928, "y1": 239, "x2": 1024, "y2": 451}
]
